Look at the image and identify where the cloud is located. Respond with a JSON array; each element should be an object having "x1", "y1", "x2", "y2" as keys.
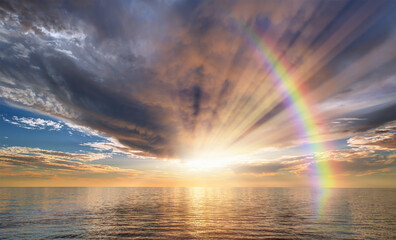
[
  {"x1": 64, "y1": 121, "x2": 101, "y2": 137},
  {"x1": 348, "y1": 121, "x2": 396, "y2": 150},
  {"x1": 2, "y1": 116, "x2": 63, "y2": 131},
  {"x1": 0, "y1": 114, "x2": 105, "y2": 137},
  {"x1": 81, "y1": 137, "x2": 145, "y2": 158},
  {"x1": 235, "y1": 122, "x2": 396, "y2": 177},
  {"x1": 1, "y1": 146, "x2": 109, "y2": 162},
  {"x1": 0, "y1": 0, "x2": 395, "y2": 161},
  {"x1": 0, "y1": 169, "x2": 57, "y2": 179},
  {"x1": 328, "y1": 103, "x2": 396, "y2": 136},
  {"x1": 0, "y1": 146, "x2": 139, "y2": 176},
  {"x1": 0, "y1": 113, "x2": 147, "y2": 158},
  {"x1": 233, "y1": 156, "x2": 307, "y2": 176},
  {"x1": 336, "y1": 118, "x2": 365, "y2": 121},
  {"x1": 233, "y1": 149, "x2": 396, "y2": 177},
  {"x1": 0, "y1": 86, "x2": 75, "y2": 117},
  {"x1": 315, "y1": 150, "x2": 395, "y2": 177}
]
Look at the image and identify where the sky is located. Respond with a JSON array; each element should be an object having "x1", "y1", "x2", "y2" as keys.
[{"x1": 0, "y1": 0, "x2": 396, "y2": 187}]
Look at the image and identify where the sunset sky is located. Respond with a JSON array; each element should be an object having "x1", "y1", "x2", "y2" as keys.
[{"x1": 0, "y1": 0, "x2": 395, "y2": 187}]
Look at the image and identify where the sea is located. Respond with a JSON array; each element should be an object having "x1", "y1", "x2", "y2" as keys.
[{"x1": 0, "y1": 188, "x2": 395, "y2": 239}]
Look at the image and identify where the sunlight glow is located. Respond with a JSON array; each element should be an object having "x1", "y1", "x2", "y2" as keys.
[{"x1": 184, "y1": 154, "x2": 242, "y2": 172}]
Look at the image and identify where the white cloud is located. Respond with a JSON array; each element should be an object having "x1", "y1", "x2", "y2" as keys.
[
  {"x1": 37, "y1": 26, "x2": 86, "y2": 42},
  {"x1": 81, "y1": 137, "x2": 143, "y2": 157},
  {"x1": 0, "y1": 86, "x2": 75, "y2": 118},
  {"x1": 0, "y1": 76, "x2": 15, "y2": 85},
  {"x1": 64, "y1": 121, "x2": 102, "y2": 137},
  {"x1": 2, "y1": 116, "x2": 63, "y2": 131},
  {"x1": 55, "y1": 48, "x2": 77, "y2": 60},
  {"x1": 336, "y1": 118, "x2": 366, "y2": 121}
]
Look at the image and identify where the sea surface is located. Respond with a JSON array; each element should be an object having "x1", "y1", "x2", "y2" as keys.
[{"x1": 0, "y1": 188, "x2": 395, "y2": 239}]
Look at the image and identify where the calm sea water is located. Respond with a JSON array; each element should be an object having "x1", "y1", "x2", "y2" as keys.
[{"x1": 0, "y1": 188, "x2": 395, "y2": 239}]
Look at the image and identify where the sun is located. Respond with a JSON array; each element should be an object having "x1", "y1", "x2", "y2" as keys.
[
  {"x1": 185, "y1": 159, "x2": 227, "y2": 172},
  {"x1": 183, "y1": 154, "x2": 244, "y2": 172}
]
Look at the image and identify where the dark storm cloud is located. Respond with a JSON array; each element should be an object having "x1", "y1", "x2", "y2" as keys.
[
  {"x1": 0, "y1": 0, "x2": 396, "y2": 160},
  {"x1": 0, "y1": 0, "x2": 66, "y2": 35},
  {"x1": 307, "y1": 1, "x2": 396, "y2": 91},
  {"x1": 0, "y1": 0, "x2": 143, "y2": 41},
  {"x1": 0, "y1": 0, "x2": 178, "y2": 157},
  {"x1": 33, "y1": 53, "x2": 172, "y2": 156},
  {"x1": 333, "y1": 103, "x2": 396, "y2": 135},
  {"x1": 355, "y1": 104, "x2": 396, "y2": 132}
]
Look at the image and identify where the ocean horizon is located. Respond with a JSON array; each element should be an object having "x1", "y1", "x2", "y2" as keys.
[{"x1": 1, "y1": 187, "x2": 395, "y2": 239}]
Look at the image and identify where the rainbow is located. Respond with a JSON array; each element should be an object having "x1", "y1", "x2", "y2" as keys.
[{"x1": 236, "y1": 21, "x2": 335, "y2": 214}]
